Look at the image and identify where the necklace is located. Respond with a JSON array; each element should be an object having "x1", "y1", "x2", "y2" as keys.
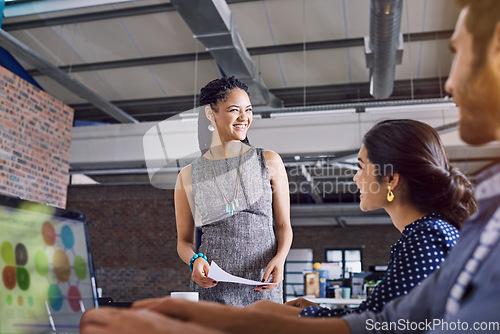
[{"x1": 208, "y1": 143, "x2": 244, "y2": 215}]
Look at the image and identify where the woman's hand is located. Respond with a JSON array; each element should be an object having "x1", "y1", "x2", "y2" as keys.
[
  {"x1": 284, "y1": 297, "x2": 319, "y2": 309},
  {"x1": 192, "y1": 257, "x2": 218, "y2": 288},
  {"x1": 254, "y1": 256, "x2": 284, "y2": 292}
]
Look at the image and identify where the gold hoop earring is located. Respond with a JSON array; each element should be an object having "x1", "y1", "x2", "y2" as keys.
[{"x1": 387, "y1": 186, "x2": 394, "y2": 202}]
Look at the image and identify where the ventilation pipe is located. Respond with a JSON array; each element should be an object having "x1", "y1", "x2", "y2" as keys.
[
  {"x1": 364, "y1": 0, "x2": 404, "y2": 99},
  {"x1": 172, "y1": 0, "x2": 282, "y2": 108}
]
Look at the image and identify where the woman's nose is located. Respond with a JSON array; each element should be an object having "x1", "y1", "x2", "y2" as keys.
[{"x1": 238, "y1": 111, "x2": 247, "y2": 120}]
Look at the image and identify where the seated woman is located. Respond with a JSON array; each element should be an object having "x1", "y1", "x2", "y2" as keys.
[{"x1": 279, "y1": 119, "x2": 478, "y2": 317}]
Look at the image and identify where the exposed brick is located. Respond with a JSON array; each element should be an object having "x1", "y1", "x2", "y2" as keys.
[
  {"x1": 66, "y1": 184, "x2": 187, "y2": 302},
  {"x1": 0, "y1": 66, "x2": 73, "y2": 208}
]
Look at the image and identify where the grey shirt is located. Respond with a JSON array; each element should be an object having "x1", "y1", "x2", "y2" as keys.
[{"x1": 343, "y1": 163, "x2": 500, "y2": 333}]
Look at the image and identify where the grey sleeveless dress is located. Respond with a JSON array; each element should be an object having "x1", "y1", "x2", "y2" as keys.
[{"x1": 190, "y1": 147, "x2": 283, "y2": 306}]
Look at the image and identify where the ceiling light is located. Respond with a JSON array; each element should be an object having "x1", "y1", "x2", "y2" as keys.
[
  {"x1": 364, "y1": 102, "x2": 457, "y2": 113},
  {"x1": 270, "y1": 109, "x2": 356, "y2": 118}
]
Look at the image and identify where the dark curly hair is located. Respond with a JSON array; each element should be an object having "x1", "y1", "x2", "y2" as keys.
[
  {"x1": 363, "y1": 119, "x2": 478, "y2": 229},
  {"x1": 199, "y1": 76, "x2": 249, "y2": 108},
  {"x1": 198, "y1": 76, "x2": 250, "y2": 153}
]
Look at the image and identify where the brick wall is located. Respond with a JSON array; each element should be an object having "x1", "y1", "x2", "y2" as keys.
[
  {"x1": 0, "y1": 66, "x2": 73, "y2": 208},
  {"x1": 291, "y1": 225, "x2": 400, "y2": 270},
  {"x1": 66, "y1": 184, "x2": 400, "y2": 302},
  {"x1": 66, "y1": 184, "x2": 189, "y2": 302}
]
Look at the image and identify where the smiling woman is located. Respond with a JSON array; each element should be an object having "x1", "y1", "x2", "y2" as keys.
[
  {"x1": 196, "y1": 77, "x2": 253, "y2": 155},
  {"x1": 173, "y1": 76, "x2": 293, "y2": 306}
]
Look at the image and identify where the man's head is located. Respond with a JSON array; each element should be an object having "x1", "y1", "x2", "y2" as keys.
[{"x1": 445, "y1": 0, "x2": 500, "y2": 145}]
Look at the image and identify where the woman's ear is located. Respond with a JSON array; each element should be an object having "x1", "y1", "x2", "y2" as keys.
[
  {"x1": 389, "y1": 173, "x2": 400, "y2": 190},
  {"x1": 205, "y1": 106, "x2": 214, "y2": 121}
]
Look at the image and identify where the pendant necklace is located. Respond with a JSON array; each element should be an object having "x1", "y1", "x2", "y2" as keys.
[{"x1": 208, "y1": 143, "x2": 244, "y2": 215}]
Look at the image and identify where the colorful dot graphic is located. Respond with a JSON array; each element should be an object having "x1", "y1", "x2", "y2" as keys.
[
  {"x1": 42, "y1": 222, "x2": 56, "y2": 246},
  {"x1": 1, "y1": 221, "x2": 89, "y2": 316},
  {"x1": 43, "y1": 223, "x2": 87, "y2": 312},
  {"x1": 15, "y1": 244, "x2": 28, "y2": 266},
  {"x1": 74, "y1": 255, "x2": 88, "y2": 280},
  {"x1": 53, "y1": 249, "x2": 71, "y2": 283},
  {"x1": 68, "y1": 285, "x2": 82, "y2": 312},
  {"x1": 2, "y1": 266, "x2": 16, "y2": 290},
  {"x1": 48, "y1": 284, "x2": 63, "y2": 311},
  {"x1": 61, "y1": 225, "x2": 75, "y2": 249},
  {"x1": 1, "y1": 241, "x2": 15, "y2": 265},
  {"x1": 34, "y1": 250, "x2": 49, "y2": 276},
  {"x1": 16, "y1": 267, "x2": 30, "y2": 291},
  {"x1": 0, "y1": 241, "x2": 31, "y2": 292}
]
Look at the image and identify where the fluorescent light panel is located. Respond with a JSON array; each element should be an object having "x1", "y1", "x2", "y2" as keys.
[
  {"x1": 270, "y1": 108, "x2": 356, "y2": 118},
  {"x1": 365, "y1": 102, "x2": 457, "y2": 113}
]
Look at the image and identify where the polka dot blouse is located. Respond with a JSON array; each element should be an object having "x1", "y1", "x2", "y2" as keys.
[{"x1": 300, "y1": 213, "x2": 460, "y2": 318}]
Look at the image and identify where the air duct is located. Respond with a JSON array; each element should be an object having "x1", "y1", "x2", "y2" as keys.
[
  {"x1": 171, "y1": 0, "x2": 282, "y2": 108},
  {"x1": 364, "y1": 0, "x2": 404, "y2": 99}
]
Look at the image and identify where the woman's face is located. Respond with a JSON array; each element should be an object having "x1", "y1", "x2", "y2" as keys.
[
  {"x1": 353, "y1": 145, "x2": 388, "y2": 212},
  {"x1": 212, "y1": 88, "x2": 253, "y2": 143}
]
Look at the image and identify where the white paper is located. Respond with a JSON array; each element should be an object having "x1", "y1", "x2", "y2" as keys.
[{"x1": 207, "y1": 261, "x2": 278, "y2": 286}]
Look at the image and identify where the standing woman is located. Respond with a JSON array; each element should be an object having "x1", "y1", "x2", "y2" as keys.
[
  {"x1": 287, "y1": 119, "x2": 478, "y2": 317},
  {"x1": 174, "y1": 76, "x2": 292, "y2": 306}
]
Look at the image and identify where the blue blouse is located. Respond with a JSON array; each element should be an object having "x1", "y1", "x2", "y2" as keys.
[{"x1": 300, "y1": 213, "x2": 460, "y2": 317}]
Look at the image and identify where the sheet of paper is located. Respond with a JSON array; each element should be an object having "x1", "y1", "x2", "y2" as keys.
[{"x1": 207, "y1": 261, "x2": 277, "y2": 286}]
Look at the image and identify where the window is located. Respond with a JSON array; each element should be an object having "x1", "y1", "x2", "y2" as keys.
[
  {"x1": 284, "y1": 248, "x2": 313, "y2": 301},
  {"x1": 325, "y1": 249, "x2": 362, "y2": 279}
]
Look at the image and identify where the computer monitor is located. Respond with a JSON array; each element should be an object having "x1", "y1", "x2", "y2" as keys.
[{"x1": 0, "y1": 194, "x2": 98, "y2": 333}]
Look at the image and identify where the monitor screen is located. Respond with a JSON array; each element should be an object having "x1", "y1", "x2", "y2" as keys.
[{"x1": 0, "y1": 194, "x2": 98, "y2": 333}]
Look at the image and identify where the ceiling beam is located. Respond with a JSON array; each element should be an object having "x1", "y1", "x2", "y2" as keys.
[
  {"x1": 25, "y1": 30, "x2": 453, "y2": 77},
  {"x1": 2, "y1": 0, "x2": 261, "y2": 31},
  {"x1": 26, "y1": 52, "x2": 214, "y2": 75},
  {"x1": 2, "y1": 3, "x2": 175, "y2": 30},
  {"x1": 3, "y1": 0, "x2": 138, "y2": 18},
  {"x1": 0, "y1": 28, "x2": 138, "y2": 123}
]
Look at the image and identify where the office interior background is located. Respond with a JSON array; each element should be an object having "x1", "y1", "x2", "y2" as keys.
[{"x1": 1, "y1": 0, "x2": 499, "y2": 303}]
